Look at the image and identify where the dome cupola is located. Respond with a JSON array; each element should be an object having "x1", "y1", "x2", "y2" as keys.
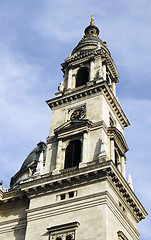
[
  {"x1": 83, "y1": 15, "x2": 99, "y2": 39},
  {"x1": 10, "y1": 142, "x2": 47, "y2": 188},
  {"x1": 72, "y1": 16, "x2": 105, "y2": 54}
]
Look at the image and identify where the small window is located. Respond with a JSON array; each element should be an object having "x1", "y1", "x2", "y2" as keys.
[
  {"x1": 60, "y1": 194, "x2": 65, "y2": 200},
  {"x1": 69, "y1": 191, "x2": 74, "y2": 198},
  {"x1": 57, "y1": 190, "x2": 77, "y2": 201},
  {"x1": 76, "y1": 68, "x2": 89, "y2": 87}
]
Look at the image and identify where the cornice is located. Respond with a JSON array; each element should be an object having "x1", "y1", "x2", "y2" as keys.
[
  {"x1": 107, "y1": 163, "x2": 148, "y2": 222},
  {"x1": 47, "y1": 221, "x2": 80, "y2": 233},
  {"x1": 62, "y1": 46, "x2": 119, "y2": 79},
  {"x1": 54, "y1": 119, "x2": 92, "y2": 136},
  {"x1": 47, "y1": 120, "x2": 108, "y2": 144},
  {"x1": 26, "y1": 190, "x2": 139, "y2": 239},
  {"x1": 0, "y1": 189, "x2": 25, "y2": 204},
  {"x1": 106, "y1": 192, "x2": 139, "y2": 239},
  {"x1": 108, "y1": 126, "x2": 129, "y2": 154},
  {"x1": 46, "y1": 81, "x2": 130, "y2": 129},
  {"x1": 0, "y1": 218, "x2": 27, "y2": 234},
  {"x1": 0, "y1": 161, "x2": 147, "y2": 223}
]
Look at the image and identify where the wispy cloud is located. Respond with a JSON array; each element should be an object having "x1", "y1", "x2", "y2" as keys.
[{"x1": 0, "y1": 44, "x2": 50, "y2": 186}]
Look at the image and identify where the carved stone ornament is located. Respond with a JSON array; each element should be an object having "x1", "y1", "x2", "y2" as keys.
[{"x1": 58, "y1": 81, "x2": 64, "y2": 92}]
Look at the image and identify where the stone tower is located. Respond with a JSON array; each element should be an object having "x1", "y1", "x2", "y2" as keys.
[{"x1": 0, "y1": 17, "x2": 147, "y2": 240}]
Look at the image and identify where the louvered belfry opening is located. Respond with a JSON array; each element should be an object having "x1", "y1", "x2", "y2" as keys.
[
  {"x1": 64, "y1": 140, "x2": 81, "y2": 169},
  {"x1": 76, "y1": 68, "x2": 89, "y2": 87}
]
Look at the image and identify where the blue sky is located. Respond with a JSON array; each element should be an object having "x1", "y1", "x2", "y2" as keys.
[{"x1": 0, "y1": 0, "x2": 150, "y2": 239}]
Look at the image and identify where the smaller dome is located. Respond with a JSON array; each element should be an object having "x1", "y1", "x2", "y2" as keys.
[
  {"x1": 72, "y1": 16, "x2": 105, "y2": 54},
  {"x1": 20, "y1": 142, "x2": 46, "y2": 170},
  {"x1": 10, "y1": 142, "x2": 47, "y2": 187},
  {"x1": 83, "y1": 15, "x2": 99, "y2": 39}
]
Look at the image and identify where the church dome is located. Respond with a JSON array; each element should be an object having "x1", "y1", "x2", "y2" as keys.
[
  {"x1": 72, "y1": 16, "x2": 105, "y2": 54},
  {"x1": 10, "y1": 142, "x2": 47, "y2": 187}
]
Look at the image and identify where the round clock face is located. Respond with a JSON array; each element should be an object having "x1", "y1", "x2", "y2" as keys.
[{"x1": 70, "y1": 109, "x2": 85, "y2": 120}]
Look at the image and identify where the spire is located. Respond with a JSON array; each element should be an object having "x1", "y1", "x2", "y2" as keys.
[{"x1": 90, "y1": 14, "x2": 95, "y2": 26}]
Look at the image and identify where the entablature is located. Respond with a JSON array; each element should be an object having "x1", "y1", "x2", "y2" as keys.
[
  {"x1": 46, "y1": 81, "x2": 130, "y2": 129},
  {"x1": 2, "y1": 161, "x2": 146, "y2": 223},
  {"x1": 62, "y1": 46, "x2": 119, "y2": 79}
]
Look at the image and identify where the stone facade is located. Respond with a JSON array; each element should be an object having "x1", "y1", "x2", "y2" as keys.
[{"x1": 0, "y1": 17, "x2": 147, "y2": 240}]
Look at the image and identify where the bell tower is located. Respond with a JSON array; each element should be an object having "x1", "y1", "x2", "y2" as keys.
[
  {"x1": 45, "y1": 16, "x2": 129, "y2": 178},
  {"x1": 0, "y1": 17, "x2": 147, "y2": 240}
]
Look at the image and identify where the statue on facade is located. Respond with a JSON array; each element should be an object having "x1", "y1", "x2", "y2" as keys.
[{"x1": 58, "y1": 81, "x2": 64, "y2": 92}]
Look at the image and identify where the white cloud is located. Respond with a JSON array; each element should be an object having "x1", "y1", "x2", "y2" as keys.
[{"x1": 0, "y1": 44, "x2": 50, "y2": 186}]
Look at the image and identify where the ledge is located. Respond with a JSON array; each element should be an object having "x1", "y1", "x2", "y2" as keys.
[{"x1": 46, "y1": 81, "x2": 130, "y2": 129}]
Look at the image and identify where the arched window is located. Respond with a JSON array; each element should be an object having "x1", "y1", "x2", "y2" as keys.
[
  {"x1": 76, "y1": 68, "x2": 89, "y2": 87},
  {"x1": 66, "y1": 235, "x2": 72, "y2": 240},
  {"x1": 64, "y1": 140, "x2": 81, "y2": 169}
]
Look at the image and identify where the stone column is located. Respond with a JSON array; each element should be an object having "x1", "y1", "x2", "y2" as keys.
[
  {"x1": 72, "y1": 73, "x2": 76, "y2": 88},
  {"x1": 35, "y1": 151, "x2": 44, "y2": 175},
  {"x1": 99, "y1": 132, "x2": 108, "y2": 162},
  {"x1": 63, "y1": 68, "x2": 68, "y2": 89},
  {"x1": 67, "y1": 68, "x2": 72, "y2": 89},
  {"x1": 96, "y1": 56, "x2": 103, "y2": 83},
  {"x1": 117, "y1": 155, "x2": 122, "y2": 172},
  {"x1": 112, "y1": 82, "x2": 116, "y2": 96},
  {"x1": 121, "y1": 156, "x2": 126, "y2": 179},
  {"x1": 52, "y1": 140, "x2": 62, "y2": 175},
  {"x1": 79, "y1": 132, "x2": 88, "y2": 168},
  {"x1": 102, "y1": 63, "x2": 106, "y2": 80},
  {"x1": 110, "y1": 138, "x2": 115, "y2": 163},
  {"x1": 90, "y1": 59, "x2": 95, "y2": 81}
]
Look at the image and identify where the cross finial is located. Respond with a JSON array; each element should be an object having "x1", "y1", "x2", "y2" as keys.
[{"x1": 90, "y1": 14, "x2": 95, "y2": 26}]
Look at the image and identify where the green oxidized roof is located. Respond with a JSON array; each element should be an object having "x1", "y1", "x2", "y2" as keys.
[
  {"x1": 20, "y1": 142, "x2": 46, "y2": 170},
  {"x1": 10, "y1": 141, "x2": 47, "y2": 187}
]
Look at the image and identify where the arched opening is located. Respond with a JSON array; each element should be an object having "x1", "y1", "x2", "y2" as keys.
[
  {"x1": 56, "y1": 238, "x2": 62, "y2": 240},
  {"x1": 66, "y1": 235, "x2": 72, "y2": 240},
  {"x1": 64, "y1": 140, "x2": 81, "y2": 169},
  {"x1": 76, "y1": 68, "x2": 89, "y2": 87}
]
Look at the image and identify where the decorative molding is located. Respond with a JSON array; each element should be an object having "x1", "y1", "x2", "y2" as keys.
[
  {"x1": 46, "y1": 81, "x2": 130, "y2": 129},
  {"x1": 54, "y1": 119, "x2": 92, "y2": 139},
  {"x1": 117, "y1": 231, "x2": 129, "y2": 240},
  {"x1": 0, "y1": 161, "x2": 147, "y2": 224},
  {"x1": 108, "y1": 126, "x2": 129, "y2": 154},
  {"x1": 47, "y1": 221, "x2": 79, "y2": 240},
  {"x1": 62, "y1": 46, "x2": 119, "y2": 79},
  {"x1": 0, "y1": 218, "x2": 27, "y2": 234},
  {"x1": 27, "y1": 191, "x2": 139, "y2": 239}
]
